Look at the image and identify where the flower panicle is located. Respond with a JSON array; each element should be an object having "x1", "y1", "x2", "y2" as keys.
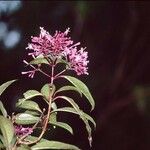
[{"x1": 22, "y1": 27, "x2": 89, "y2": 77}]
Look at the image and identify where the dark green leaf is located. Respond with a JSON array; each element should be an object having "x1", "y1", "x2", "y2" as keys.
[
  {"x1": 0, "y1": 80, "x2": 16, "y2": 96},
  {"x1": 56, "y1": 86, "x2": 82, "y2": 96},
  {"x1": 61, "y1": 76, "x2": 95, "y2": 110},
  {"x1": 16, "y1": 100, "x2": 42, "y2": 113},
  {"x1": 0, "y1": 140, "x2": 4, "y2": 149},
  {"x1": 56, "y1": 96, "x2": 80, "y2": 111},
  {"x1": 54, "y1": 96, "x2": 93, "y2": 144},
  {"x1": 29, "y1": 58, "x2": 49, "y2": 65},
  {"x1": 0, "y1": 134, "x2": 4, "y2": 146},
  {"x1": 41, "y1": 84, "x2": 55, "y2": 101},
  {"x1": 50, "y1": 121, "x2": 73, "y2": 135},
  {"x1": 31, "y1": 140, "x2": 80, "y2": 150},
  {"x1": 23, "y1": 90, "x2": 42, "y2": 100},
  {"x1": 15, "y1": 113, "x2": 40, "y2": 125},
  {"x1": 56, "y1": 58, "x2": 69, "y2": 65},
  {"x1": 51, "y1": 107, "x2": 96, "y2": 128},
  {"x1": 0, "y1": 115, "x2": 14, "y2": 147},
  {"x1": 25, "y1": 136, "x2": 80, "y2": 150},
  {"x1": 0, "y1": 101, "x2": 7, "y2": 117}
]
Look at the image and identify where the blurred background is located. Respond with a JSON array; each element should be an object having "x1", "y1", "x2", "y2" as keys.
[{"x1": 0, "y1": 1, "x2": 150, "y2": 150}]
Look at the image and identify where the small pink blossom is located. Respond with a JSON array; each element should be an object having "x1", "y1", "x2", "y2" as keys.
[
  {"x1": 21, "y1": 60, "x2": 37, "y2": 78},
  {"x1": 15, "y1": 125, "x2": 33, "y2": 136},
  {"x1": 21, "y1": 70, "x2": 36, "y2": 78},
  {"x1": 68, "y1": 47, "x2": 89, "y2": 75}
]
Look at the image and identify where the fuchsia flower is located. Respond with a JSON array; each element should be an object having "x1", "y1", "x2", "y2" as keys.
[
  {"x1": 68, "y1": 47, "x2": 89, "y2": 75},
  {"x1": 23, "y1": 27, "x2": 89, "y2": 76},
  {"x1": 15, "y1": 125, "x2": 33, "y2": 136},
  {"x1": 26, "y1": 27, "x2": 73, "y2": 57}
]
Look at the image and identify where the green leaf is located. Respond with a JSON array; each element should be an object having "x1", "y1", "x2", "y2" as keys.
[
  {"x1": 51, "y1": 107, "x2": 96, "y2": 128},
  {"x1": 23, "y1": 90, "x2": 43, "y2": 100},
  {"x1": 29, "y1": 57, "x2": 49, "y2": 65},
  {"x1": 0, "y1": 115, "x2": 14, "y2": 148},
  {"x1": 16, "y1": 100, "x2": 42, "y2": 113},
  {"x1": 61, "y1": 76, "x2": 95, "y2": 110},
  {"x1": 0, "y1": 140, "x2": 4, "y2": 149},
  {"x1": 17, "y1": 145, "x2": 31, "y2": 150},
  {"x1": 51, "y1": 107, "x2": 95, "y2": 147},
  {"x1": 16, "y1": 98, "x2": 26, "y2": 106},
  {"x1": 56, "y1": 86, "x2": 82, "y2": 96},
  {"x1": 41, "y1": 84, "x2": 55, "y2": 101},
  {"x1": 15, "y1": 113, "x2": 40, "y2": 125},
  {"x1": 31, "y1": 140, "x2": 80, "y2": 150},
  {"x1": 56, "y1": 96, "x2": 80, "y2": 111},
  {"x1": 25, "y1": 136, "x2": 80, "y2": 149},
  {"x1": 56, "y1": 58, "x2": 69, "y2": 65},
  {"x1": 24, "y1": 110, "x2": 40, "y2": 116},
  {"x1": 0, "y1": 79, "x2": 16, "y2": 96},
  {"x1": 50, "y1": 121, "x2": 73, "y2": 135},
  {"x1": 0, "y1": 134, "x2": 4, "y2": 144},
  {"x1": 0, "y1": 101, "x2": 7, "y2": 117},
  {"x1": 51, "y1": 102, "x2": 57, "y2": 110},
  {"x1": 49, "y1": 112, "x2": 57, "y2": 122}
]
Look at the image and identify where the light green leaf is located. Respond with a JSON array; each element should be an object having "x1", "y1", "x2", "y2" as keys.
[
  {"x1": 16, "y1": 100, "x2": 42, "y2": 113},
  {"x1": 0, "y1": 79, "x2": 16, "y2": 96},
  {"x1": 31, "y1": 140, "x2": 80, "y2": 150},
  {"x1": 16, "y1": 98, "x2": 26, "y2": 106},
  {"x1": 61, "y1": 76, "x2": 95, "y2": 110},
  {"x1": 15, "y1": 113, "x2": 40, "y2": 125},
  {"x1": 55, "y1": 86, "x2": 82, "y2": 96},
  {"x1": 41, "y1": 84, "x2": 55, "y2": 101},
  {"x1": 51, "y1": 107, "x2": 96, "y2": 128},
  {"x1": 50, "y1": 121, "x2": 73, "y2": 135},
  {"x1": 24, "y1": 110, "x2": 40, "y2": 116},
  {"x1": 23, "y1": 90, "x2": 42, "y2": 100},
  {"x1": 49, "y1": 112, "x2": 57, "y2": 122},
  {"x1": 29, "y1": 57, "x2": 49, "y2": 65},
  {"x1": 0, "y1": 101, "x2": 7, "y2": 117},
  {"x1": 17, "y1": 145, "x2": 31, "y2": 150},
  {"x1": 51, "y1": 102, "x2": 57, "y2": 110},
  {"x1": 0, "y1": 115, "x2": 14, "y2": 148}
]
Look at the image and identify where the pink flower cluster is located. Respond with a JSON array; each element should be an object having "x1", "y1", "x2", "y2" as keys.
[
  {"x1": 15, "y1": 125, "x2": 33, "y2": 136},
  {"x1": 24, "y1": 27, "x2": 89, "y2": 76},
  {"x1": 68, "y1": 47, "x2": 89, "y2": 75},
  {"x1": 26, "y1": 27, "x2": 73, "y2": 57}
]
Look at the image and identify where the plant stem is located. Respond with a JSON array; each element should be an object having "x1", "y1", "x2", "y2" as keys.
[
  {"x1": 38, "y1": 68, "x2": 51, "y2": 78},
  {"x1": 51, "y1": 65, "x2": 54, "y2": 85},
  {"x1": 54, "y1": 69, "x2": 67, "y2": 79},
  {"x1": 17, "y1": 91, "x2": 52, "y2": 145},
  {"x1": 25, "y1": 60, "x2": 51, "y2": 78},
  {"x1": 17, "y1": 63, "x2": 55, "y2": 146}
]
